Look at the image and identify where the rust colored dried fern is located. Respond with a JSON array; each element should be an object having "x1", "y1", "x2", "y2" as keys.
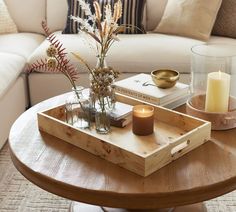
[
  {"x1": 26, "y1": 21, "x2": 79, "y2": 86},
  {"x1": 42, "y1": 20, "x2": 50, "y2": 36}
]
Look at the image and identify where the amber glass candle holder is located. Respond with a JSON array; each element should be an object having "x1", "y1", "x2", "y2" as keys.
[{"x1": 132, "y1": 105, "x2": 154, "y2": 136}]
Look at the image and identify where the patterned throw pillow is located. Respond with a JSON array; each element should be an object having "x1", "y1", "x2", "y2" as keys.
[
  {"x1": 0, "y1": 0, "x2": 17, "y2": 34},
  {"x1": 63, "y1": 0, "x2": 146, "y2": 34},
  {"x1": 212, "y1": 0, "x2": 236, "y2": 38}
]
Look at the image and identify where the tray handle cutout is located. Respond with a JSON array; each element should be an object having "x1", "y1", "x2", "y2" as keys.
[{"x1": 171, "y1": 140, "x2": 190, "y2": 157}]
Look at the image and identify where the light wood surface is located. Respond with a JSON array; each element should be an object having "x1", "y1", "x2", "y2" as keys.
[
  {"x1": 37, "y1": 94, "x2": 210, "y2": 176},
  {"x1": 9, "y1": 93, "x2": 236, "y2": 209}
]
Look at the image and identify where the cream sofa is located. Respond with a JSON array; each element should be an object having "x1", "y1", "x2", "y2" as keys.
[
  {"x1": 1, "y1": 0, "x2": 236, "y2": 149},
  {"x1": 0, "y1": 0, "x2": 46, "y2": 149}
]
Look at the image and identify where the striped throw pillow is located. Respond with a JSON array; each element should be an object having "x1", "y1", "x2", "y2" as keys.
[{"x1": 63, "y1": 0, "x2": 146, "y2": 34}]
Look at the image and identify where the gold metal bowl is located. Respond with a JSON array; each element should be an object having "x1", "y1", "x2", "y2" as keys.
[{"x1": 151, "y1": 69, "x2": 180, "y2": 89}]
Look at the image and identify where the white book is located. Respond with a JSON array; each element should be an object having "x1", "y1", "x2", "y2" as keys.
[
  {"x1": 114, "y1": 73, "x2": 190, "y2": 105},
  {"x1": 110, "y1": 102, "x2": 133, "y2": 121}
]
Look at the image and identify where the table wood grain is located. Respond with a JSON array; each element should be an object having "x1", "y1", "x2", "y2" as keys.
[{"x1": 8, "y1": 93, "x2": 236, "y2": 209}]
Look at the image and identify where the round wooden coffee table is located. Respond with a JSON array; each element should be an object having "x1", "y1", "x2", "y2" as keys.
[{"x1": 9, "y1": 93, "x2": 236, "y2": 211}]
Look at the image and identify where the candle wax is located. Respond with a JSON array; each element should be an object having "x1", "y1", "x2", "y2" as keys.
[{"x1": 205, "y1": 71, "x2": 230, "y2": 113}]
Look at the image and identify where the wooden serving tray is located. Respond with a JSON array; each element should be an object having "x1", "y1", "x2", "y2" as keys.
[{"x1": 37, "y1": 94, "x2": 211, "y2": 177}]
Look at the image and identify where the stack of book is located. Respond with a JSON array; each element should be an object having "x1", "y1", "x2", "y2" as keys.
[
  {"x1": 110, "y1": 102, "x2": 133, "y2": 128},
  {"x1": 114, "y1": 73, "x2": 190, "y2": 109}
]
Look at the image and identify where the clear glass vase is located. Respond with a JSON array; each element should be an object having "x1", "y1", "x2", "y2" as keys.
[
  {"x1": 65, "y1": 86, "x2": 90, "y2": 129},
  {"x1": 95, "y1": 105, "x2": 111, "y2": 134},
  {"x1": 89, "y1": 55, "x2": 116, "y2": 134}
]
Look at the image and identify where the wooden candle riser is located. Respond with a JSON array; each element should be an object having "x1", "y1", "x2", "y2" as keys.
[{"x1": 187, "y1": 95, "x2": 236, "y2": 130}]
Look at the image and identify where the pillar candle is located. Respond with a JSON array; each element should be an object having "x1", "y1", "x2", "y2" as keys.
[
  {"x1": 132, "y1": 105, "x2": 154, "y2": 136},
  {"x1": 205, "y1": 71, "x2": 230, "y2": 113}
]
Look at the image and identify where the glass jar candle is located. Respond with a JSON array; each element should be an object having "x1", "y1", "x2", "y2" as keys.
[{"x1": 132, "y1": 105, "x2": 154, "y2": 136}]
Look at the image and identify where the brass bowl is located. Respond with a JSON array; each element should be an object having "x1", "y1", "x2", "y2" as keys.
[{"x1": 151, "y1": 69, "x2": 180, "y2": 89}]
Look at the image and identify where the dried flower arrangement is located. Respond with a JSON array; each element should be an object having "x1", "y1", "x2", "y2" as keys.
[
  {"x1": 71, "y1": 0, "x2": 124, "y2": 132},
  {"x1": 27, "y1": 0, "x2": 126, "y2": 133}
]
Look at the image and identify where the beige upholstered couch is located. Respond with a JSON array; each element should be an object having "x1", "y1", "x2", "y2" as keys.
[{"x1": 1, "y1": 0, "x2": 236, "y2": 149}]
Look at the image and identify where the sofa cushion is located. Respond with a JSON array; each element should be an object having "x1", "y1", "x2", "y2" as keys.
[
  {"x1": 4, "y1": 0, "x2": 46, "y2": 34},
  {"x1": 63, "y1": 0, "x2": 146, "y2": 34},
  {"x1": 146, "y1": 0, "x2": 168, "y2": 31},
  {"x1": 0, "y1": 52, "x2": 25, "y2": 98},
  {"x1": 0, "y1": 33, "x2": 45, "y2": 59},
  {"x1": 47, "y1": 0, "x2": 68, "y2": 33},
  {"x1": 28, "y1": 31, "x2": 202, "y2": 74},
  {"x1": 212, "y1": 0, "x2": 236, "y2": 39},
  {"x1": 0, "y1": 0, "x2": 17, "y2": 34},
  {"x1": 28, "y1": 32, "x2": 236, "y2": 76},
  {"x1": 154, "y1": 0, "x2": 222, "y2": 41}
]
